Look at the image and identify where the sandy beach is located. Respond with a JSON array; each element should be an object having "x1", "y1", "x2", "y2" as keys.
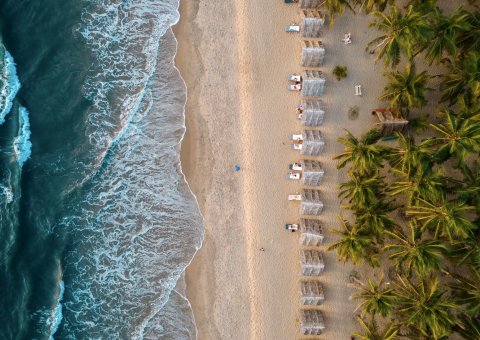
[{"x1": 175, "y1": 1, "x2": 388, "y2": 338}]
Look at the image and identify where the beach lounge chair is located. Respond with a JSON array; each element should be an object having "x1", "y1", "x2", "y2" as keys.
[
  {"x1": 289, "y1": 172, "x2": 301, "y2": 180},
  {"x1": 355, "y1": 85, "x2": 362, "y2": 96},
  {"x1": 291, "y1": 143, "x2": 303, "y2": 150},
  {"x1": 288, "y1": 74, "x2": 302, "y2": 82},
  {"x1": 288, "y1": 84, "x2": 302, "y2": 91},
  {"x1": 291, "y1": 134, "x2": 303, "y2": 140},
  {"x1": 288, "y1": 194, "x2": 302, "y2": 201},
  {"x1": 285, "y1": 25, "x2": 300, "y2": 32},
  {"x1": 289, "y1": 163, "x2": 303, "y2": 171},
  {"x1": 297, "y1": 113, "x2": 303, "y2": 120},
  {"x1": 285, "y1": 223, "x2": 299, "y2": 231}
]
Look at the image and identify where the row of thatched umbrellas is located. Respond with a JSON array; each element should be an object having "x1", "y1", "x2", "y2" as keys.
[{"x1": 284, "y1": 0, "x2": 329, "y2": 336}]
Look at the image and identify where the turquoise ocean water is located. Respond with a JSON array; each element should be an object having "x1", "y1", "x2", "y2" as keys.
[{"x1": 0, "y1": 1, "x2": 203, "y2": 338}]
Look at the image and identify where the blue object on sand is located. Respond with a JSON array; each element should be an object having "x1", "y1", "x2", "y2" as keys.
[{"x1": 234, "y1": 165, "x2": 241, "y2": 171}]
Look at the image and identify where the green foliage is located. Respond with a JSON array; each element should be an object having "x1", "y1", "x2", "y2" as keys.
[
  {"x1": 353, "y1": 316, "x2": 399, "y2": 339},
  {"x1": 352, "y1": 278, "x2": 396, "y2": 317},
  {"x1": 333, "y1": 65, "x2": 348, "y2": 80},
  {"x1": 368, "y1": 5, "x2": 432, "y2": 67},
  {"x1": 380, "y1": 62, "x2": 430, "y2": 113}
]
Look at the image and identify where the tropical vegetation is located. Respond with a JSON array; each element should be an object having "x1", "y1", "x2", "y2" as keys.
[{"x1": 322, "y1": 0, "x2": 480, "y2": 338}]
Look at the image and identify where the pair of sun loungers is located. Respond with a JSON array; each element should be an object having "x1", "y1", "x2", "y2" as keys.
[
  {"x1": 288, "y1": 74, "x2": 303, "y2": 91},
  {"x1": 355, "y1": 84, "x2": 362, "y2": 96}
]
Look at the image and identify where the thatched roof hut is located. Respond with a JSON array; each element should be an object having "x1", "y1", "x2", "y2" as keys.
[
  {"x1": 300, "y1": 309, "x2": 325, "y2": 335},
  {"x1": 299, "y1": 0, "x2": 320, "y2": 8},
  {"x1": 300, "y1": 280, "x2": 325, "y2": 305},
  {"x1": 301, "y1": 160, "x2": 324, "y2": 186},
  {"x1": 301, "y1": 70, "x2": 325, "y2": 97},
  {"x1": 301, "y1": 40, "x2": 325, "y2": 67},
  {"x1": 301, "y1": 129, "x2": 324, "y2": 156},
  {"x1": 301, "y1": 10, "x2": 323, "y2": 38},
  {"x1": 300, "y1": 249, "x2": 324, "y2": 275},
  {"x1": 300, "y1": 189, "x2": 323, "y2": 215},
  {"x1": 300, "y1": 99, "x2": 324, "y2": 126},
  {"x1": 300, "y1": 218, "x2": 324, "y2": 246},
  {"x1": 372, "y1": 109, "x2": 408, "y2": 136}
]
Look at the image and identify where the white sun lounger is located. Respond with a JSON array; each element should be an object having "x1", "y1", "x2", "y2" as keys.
[
  {"x1": 288, "y1": 194, "x2": 302, "y2": 201},
  {"x1": 342, "y1": 33, "x2": 352, "y2": 44},
  {"x1": 288, "y1": 172, "x2": 301, "y2": 180},
  {"x1": 355, "y1": 84, "x2": 362, "y2": 96},
  {"x1": 288, "y1": 84, "x2": 302, "y2": 91},
  {"x1": 291, "y1": 143, "x2": 303, "y2": 150},
  {"x1": 288, "y1": 74, "x2": 302, "y2": 82},
  {"x1": 285, "y1": 25, "x2": 300, "y2": 32},
  {"x1": 291, "y1": 134, "x2": 303, "y2": 140},
  {"x1": 285, "y1": 223, "x2": 299, "y2": 231},
  {"x1": 289, "y1": 163, "x2": 302, "y2": 170}
]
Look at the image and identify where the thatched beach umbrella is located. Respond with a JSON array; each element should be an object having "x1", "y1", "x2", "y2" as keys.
[
  {"x1": 301, "y1": 10, "x2": 323, "y2": 38},
  {"x1": 300, "y1": 188, "x2": 323, "y2": 215},
  {"x1": 300, "y1": 249, "x2": 325, "y2": 275},
  {"x1": 299, "y1": 218, "x2": 324, "y2": 246},
  {"x1": 372, "y1": 109, "x2": 408, "y2": 136},
  {"x1": 301, "y1": 129, "x2": 324, "y2": 156},
  {"x1": 301, "y1": 70, "x2": 325, "y2": 97},
  {"x1": 301, "y1": 40, "x2": 325, "y2": 67},
  {"x1": 301, "y1": 160, "x2": 324, "y2": 186},
  {"x1": 299, "y1": 0, "x2": 320, "y2": 8},
  {"x1": 300, "y1": 309, "x2": 326, "y2": 335},
  {"x1": 300, "y1": 99, "x2": 324, "y2": 127},
  {"x1": 300, "y1": 280, "x2": 325, "y2": 305}
]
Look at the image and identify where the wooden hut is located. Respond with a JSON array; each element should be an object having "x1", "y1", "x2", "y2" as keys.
[
  {"x1": 301, "y1": 10, "x2": 323, "y2": 38},
  {"x1": 300, "y1": 218, "x2": 324, "y2": 246},
  {"x1": 302, "y1": 70, "x2": 325, "y2": 97},
  {"x1": 301, "y1": 280, "x2": 325, "y2": 305},
  {"x1": 300, "y1": 189, "x2": 323, "y2": 215},
  {"x1": 301, "y1": 129, "x2": 324, "y2": 156},
  {"x1": 300, "y1": 310, "x2": 325, "y2": 335},
  {"x1": 300, "y1": 99, "x2": 324, "y2": 126},
  {"x1": 300, "y1": 249, "x2": 325, "y2": 275},
  {"x1": 301, "y1": 160, "x2": 324, "y2": 186},
  {"x1": 372, "y1": 109, "x2": 408, "y2": 136},
  {"x1": 301, "y1": 40, "x2": 325, "y2": 67},
  {"x1": 299, "y1": 0, "x2": 320, "y2": 8}
]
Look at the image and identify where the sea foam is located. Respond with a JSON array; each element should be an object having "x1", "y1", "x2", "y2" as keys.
[
  {"x1": 13, "y1": 106, "x2": 32, "y2": 168},
  {"x1": 0, "y1": 49, "x2": 20, "y2": 125}
]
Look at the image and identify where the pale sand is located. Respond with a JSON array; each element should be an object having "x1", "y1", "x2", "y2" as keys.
[{"x1": 175, "y1": 1, "x2": 388, "y2": 339}]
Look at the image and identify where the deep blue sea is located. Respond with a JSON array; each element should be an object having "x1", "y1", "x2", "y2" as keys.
[{"x1": 0, "y1": 1, "x2": 204, "y2": 338}]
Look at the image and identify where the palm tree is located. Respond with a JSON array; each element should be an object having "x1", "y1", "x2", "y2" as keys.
[
  {"x1": 353, "y1": 315, "x2": 399, "y2": 340},
  {"x1": 321, "y1": 0, "x2": 355, "y2": 26},
  {"x1": 334, "y1": 129, "x2": 388, "y2": 175},
  {"x1": 450, "y1": 236, "x2": 480, "y2": 277},
  {"x1": 353, "y1": 0, "x2": 394, "y2": 13},
  {"x1": 368, "y1": 5, "x2": 432, "y2": 67},
  {"x1": 339, "y1": 173, "x2": 384, "y2": 208},
  {"x1": 456, "y1": 9, "x2": 480, "y2": 55},
  {"x1": 328, "y1": 216, "x2": 376, "y2": 265},
  {"x1": 450, "y1": 270, "x2": 480, "y2": 317},
  {"x1": 422, "y1": 8, "x2": 471, "y2": 64},
  {"x1": 383, "y1": 223, "x2": 447, "y2": 277},
  {"x1": 394, "y1": 275, "x2": 457, "y2": 338},
  {"x1": 352, "y1": 277, "x2": 396, "y2": 317},
  {"x1": 387, "y1": 133, "x2": 432, "y2": 176},
  {"x1": 457, "y1": 162, "x2": 480, "y2": 211},
  {"x1": 355, "y1": 199, "x2": 397, "y2": 242},
  {"x1": 425, "y1": 110, "x2": 480, "y2": 165},
  {"x1": 406, "y1": 198, "x2": 476, "y2": 241},
  {"x1": 440, "y1": 52, "x2": 480, "y2": 105},
  {"x1": 388, "y1": 166, "x2": 446, "y2": 205},
  {"x1": 455, "y1": 313, "x2": 480, "y2": 340},
  {"x1": 380, "y1": 62, "x2": 430, "y2": 113}
]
